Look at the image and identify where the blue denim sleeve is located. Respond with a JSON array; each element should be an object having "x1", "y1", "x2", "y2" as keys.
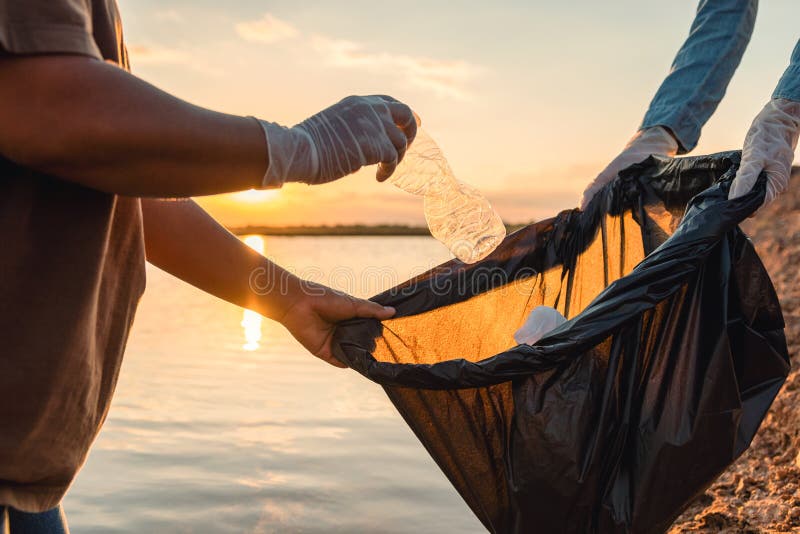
[
  {"x1": 640, "y1": 0, "x2": 757, "y2": 153},
  {"x1": 773, "y1": 40, "x2": 800, "y2": 102}
]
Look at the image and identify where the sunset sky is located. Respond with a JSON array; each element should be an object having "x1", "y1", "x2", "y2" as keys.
[{"x1": 118, "y1": 0, "x2": 799, "y2": 226}]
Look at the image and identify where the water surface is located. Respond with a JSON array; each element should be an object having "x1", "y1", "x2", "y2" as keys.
[{"x1": 65, "y1": 236, "x2": 484, "y2": 533}]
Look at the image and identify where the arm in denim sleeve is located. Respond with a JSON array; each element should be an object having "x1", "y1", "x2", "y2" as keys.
[
  {"x1": 773, "y1": 40, "x2": 800, "y2": 102},
  {"x1": 640, "y1": 0, "x2": 757, "y2": 153}
]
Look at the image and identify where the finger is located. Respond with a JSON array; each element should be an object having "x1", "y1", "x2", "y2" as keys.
[
  {"x1": 729, "y1": 164, "x2": 760, "y2": 200},
  {"x1": 386, "y1": 102, "x2": 418, "y2": 146},
  {"x1": 318, "y1": 348, "x2": 348, "y2": 368},
  {"x1": 593, "y1": 157, "x2": 623, "y2": 188},
  {"x1": 376, "y1": 162, "x2": 397, "y2": 182},
  {"x1": 370, "y1": 98, "x2": 417, "y2": 180},
  {"x1": 765, "y1": 180, "x2": 777, "y2": 205},
  {"x1": 374, "y1": 94, "x2": 400, "y2": 104},
  {"x1": 579, "y1": 178, "x2": 605, "y2": 210},
  {"x1": 374, "y1": 95, "x2": 421, "y2": 127},
  {"x1": 580, "y1": 187, "x2": 601, "y2": 211},
  {"x1": 384, "y1": 121, "x2": 408, "y2": 158},
  {"x1": 579, "y1": 189, "x2": 593, "y2": 211},
  {"x1": 376, "y1": 124, "x2": 408, "y2": 182},
  {"x1": 728, "y1": 177, "x2": 751, "y2": 200},
  {"x1": 353, "y1": 298, "x2": 396, "y2": 320},
  {"x1": 763, "y1": 169, "x2": 788, "y2": 204},
  {"x1": 315, "y1": 332, "x2": 348, "y2": 368}
]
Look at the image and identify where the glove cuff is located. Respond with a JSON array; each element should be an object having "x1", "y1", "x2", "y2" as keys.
[
  {"x1": 633, "y1": 126, "x2": 680, "y2": 156},
  {"x1": 254, "y1": 118, "x2": 319, "y2": 187}
]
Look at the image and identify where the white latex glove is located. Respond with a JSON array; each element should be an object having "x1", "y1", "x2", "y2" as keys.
[
  {"x1": 580, "y1": 126, "x2": 679, "y2": 210},
  {"x1": 514, "y1": 306, "x2": 568, "y2": 346},
  {"x1": 257, "y1": 95, "x2": 417, "y2": 187},
  {"x1": 729, "y1": 98, "x2": 800, "y2": 205}
]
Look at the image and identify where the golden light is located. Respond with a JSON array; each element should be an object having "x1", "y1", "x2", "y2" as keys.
[
  {"x1": 241, "y1": 235, "x2": 265, "y2": 351},
  {"x1": 231, "y1": 189, "x2": 280, "y2": 203},
  {"x1": 243, "y1": 235, "x2": 265, "y2": 254}
]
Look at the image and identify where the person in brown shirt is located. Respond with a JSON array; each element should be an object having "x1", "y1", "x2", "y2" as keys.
[{"x1": 0, "y1": 0, "x2": 416, "y2": 531}]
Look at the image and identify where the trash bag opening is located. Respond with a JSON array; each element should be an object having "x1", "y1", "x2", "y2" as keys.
[{"x1": 331, "y1": 151, "x2": 788, "y2": 534}]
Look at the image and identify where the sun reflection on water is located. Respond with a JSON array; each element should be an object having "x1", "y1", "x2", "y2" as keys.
[{"x1": 242, "y1": 235, "x2": 265, "y2": 351}]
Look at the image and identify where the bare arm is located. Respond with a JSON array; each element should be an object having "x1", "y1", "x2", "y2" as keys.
[
  {"x1": 0, "y1": 55, "x2": 417, "y2": 197},
  {"x1": 141, "y1": 199, "x2": 395, "y2": 366},
  {"x1": 0, "y1": 55, "x2": 266, "y2": 197},
  {"x1": 141, "y1": 198, "x2": 290, "y2": 318}
]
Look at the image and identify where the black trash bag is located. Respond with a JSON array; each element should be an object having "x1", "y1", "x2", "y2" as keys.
[{"x1": 332, "y1": 152, "x2": 790, "y2": 534}]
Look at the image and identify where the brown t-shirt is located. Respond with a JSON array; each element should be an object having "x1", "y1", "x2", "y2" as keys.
[{"x1": 0, "y1": 0, "x2": 146, "y2": 512}]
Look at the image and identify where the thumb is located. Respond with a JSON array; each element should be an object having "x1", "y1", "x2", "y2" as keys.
[
  {"x1": 729, "y1": 161, "x2": 761, "y2": 200},
  {"x1": 579, "y1": 187, "x2": 595, "y2": 210},
  {"x1": 580, "y1": 162, "x2": 620, "y2": 210},
  {"x1": 353, "y1": 298, "x2": 396, "y2": 320},
  {"x1": 580, "y1": 179, "x2": 605, "y2": 210}
]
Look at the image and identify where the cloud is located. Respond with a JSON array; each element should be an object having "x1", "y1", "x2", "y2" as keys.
[
  {"x1": 233, "y1": 13, "x2": 483, "y2": 100},
  {"x1": 310, "y1": 35, "x2": 483, "y2": 100},
  {"x1": 235, "y1": 13, "x2": 299, "y2": 44},
  {"x1": 128, "y1": 45, "x2": 222, "y2": 76}
]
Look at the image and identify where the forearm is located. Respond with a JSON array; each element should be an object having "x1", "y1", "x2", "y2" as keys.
[
  {"x1": 640, "y1": 0, "x2": 757, "y2": 152},
  {"x1": 141, "y1": 198, "x2": 302, "y2": 320},
  {"x1": 0, "y1": 55, "x2": 266, "y2": 197},
  {"x1": 774, "y1": 40, "x2": 800, "y2": 102},
  {"x1": 141, "y1": 197, "x2": 396, "y2": 367}
]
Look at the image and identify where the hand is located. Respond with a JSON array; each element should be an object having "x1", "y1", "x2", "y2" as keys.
[
  {"x1": 278, "y1": 281, "x2": 395, "y2": 367},
  {"x1": 580, "y1": 126, "x2": 679, "y2": 210},
  {"x1": 729, "y1": 98, "x2": 800, "y2": 206},
  {"x1": 257, "y1": 95, "x2": 417, "y2": 187}
]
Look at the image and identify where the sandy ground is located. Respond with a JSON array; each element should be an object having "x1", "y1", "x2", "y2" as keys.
[{"x1": 669, "y1": 173, "x2": 800, "y2": 533}]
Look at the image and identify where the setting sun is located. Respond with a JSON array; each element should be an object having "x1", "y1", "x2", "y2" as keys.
[{"x1": 231, "y1": 188, "x2": 280, "y2": 203}]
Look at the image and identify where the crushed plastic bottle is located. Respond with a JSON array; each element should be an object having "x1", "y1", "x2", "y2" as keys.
[{"x1": 391, "y1": 129, "x2": 506, "y2": 263}]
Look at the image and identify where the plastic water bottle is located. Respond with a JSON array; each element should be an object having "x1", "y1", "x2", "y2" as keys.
[{"x1": 390, "y1": 129, "x2": 506, "y2": 263}]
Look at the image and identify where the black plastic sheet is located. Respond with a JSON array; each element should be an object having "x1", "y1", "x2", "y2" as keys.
[{"x1": 332, "y1": 152, "x2": 790, "y2": 533}]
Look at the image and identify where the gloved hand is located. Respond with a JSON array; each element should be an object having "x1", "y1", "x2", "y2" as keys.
[
  {"x1": 256, "y1": 95, "x2": 417, "y2": 187},
  {"x1": 729, "y1": 98, "x2": 800, "y2": 205},
  {"x1": 580, "y1": 126, "x2": 679, "y2": 210}
]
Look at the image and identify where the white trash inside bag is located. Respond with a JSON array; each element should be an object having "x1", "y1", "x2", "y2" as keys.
[{"x1": 513, "y1": 306, "x2": 568, "y2": 345}]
